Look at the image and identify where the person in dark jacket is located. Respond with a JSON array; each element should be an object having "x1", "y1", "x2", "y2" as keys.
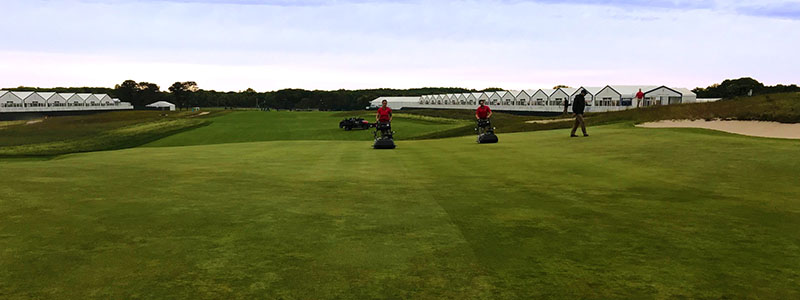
[{"x1": 570, "y1": 90, "x2": 589, "y2": 137}]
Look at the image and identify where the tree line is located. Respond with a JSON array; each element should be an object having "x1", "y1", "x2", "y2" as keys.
[
  {"x1": 692, "y1": 77, "x2": 800, "y2": 98},
  {"x1": 6, "y1": 77, "x2": 796, "y2": 110},
  {"x1": 5, "y1": 81, "x2": 480, "y2": 110}
]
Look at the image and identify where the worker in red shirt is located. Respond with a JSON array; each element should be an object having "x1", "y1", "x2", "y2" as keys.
[
  {"x1": 376, "y1": 99, "x2": 392, "y2": 124},
  {"x1": 636, "y1": 89, "x2": 645, "y2": 107},
  {"x1": 476, "y1": 99, "x2": 492, "y2": 120}
]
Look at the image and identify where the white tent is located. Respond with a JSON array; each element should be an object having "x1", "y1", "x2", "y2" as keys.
[
  {"x1": 488, "y1": 91, "x2": 503, "y2": 105},
  {"x1": 444, "y1": 94, "x2": 456, "y2": 105},
  {"x1": 76, "y1": 93, "x2": 92, "y2": 106},
  {"x1": 369, "y1": 97, "x2": 419, "y2": 110},
  {"x1": 502, "y1": 90, "x2": 518, "y2": 106},
  {"x1": 9, "y1": 92, "x2": 45, "y2": 108},
  {"x1": 467, "y1": 93, "x2": 481, "y2": 105},
  {"x1": 0, "y1": 90, "x2": 23, "y2": 107},
  {"x1": 456, "y1": 93, "x2": 468, "y2": 105},
  {"x1": 515, "y1": 90, "x2": 531, "y2": 105},
  {"x1": 39, "y1": 92, "x2": 67, "y2": 107},
  {"x1": 674, "y1": 88, "x2": 697, "y2": 103},
  {"x1": 96, "y1": 94, "x2": 114, "y2": 106},
  {"x1": 549, "y1": 88, "x2": 574, "y2": 106},
  {"x1": 607, "y1": 86, "x2": 658, "y2": 108},
  {"x1": 531, "y1": 89, "x2": 553, "y2": 106},
  {"x1": 11, "y1": 92, "x2": 35, "y2": 107},
  {"x1": 146, "y1": 101, "x2": 176, "y2": 111},
  {"x1": 644, "y1": 86, "x2": 682, "y2": 106},
  {"x1": 595, "y1": 86, "x2": 624, "y2": 107},
  {"x1": 85, "y1": 94, "x2": 101, "y2": 106},
  {"x1": 573, "y1": 87, "x2": 604, "y2": 104},
  {"x1": 65, "y1": 94, "x2": 84, "y2": 106}
]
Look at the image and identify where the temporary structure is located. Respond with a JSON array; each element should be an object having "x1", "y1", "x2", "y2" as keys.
[
  {"x1": 146, "y1": 101, "x2": 176, "y2": 111},
  {"x1": 0, "y1": 91, "x2": 23, "y2": 107},
  {"x1": 531, "y1": 89, "x2": 553, "y2": 106},
  {"x1": 515, "y1": 90, "x2": 531, "y2": 105}
]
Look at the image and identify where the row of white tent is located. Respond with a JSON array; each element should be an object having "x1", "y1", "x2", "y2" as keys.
[
  {"x1": 418, "y1": 86, "x2": 697, "y2": 108},
  {"x1": 0, "y1": 90, "x2": 128, "y2": 108}
]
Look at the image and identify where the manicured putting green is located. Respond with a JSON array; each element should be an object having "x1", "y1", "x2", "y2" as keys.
[
  {"x1": 1, "y1": 115, "x2": 799, "y2": 298},
  {"x1": 146, "y1": 111, "x2": 467, "y2": 147}
]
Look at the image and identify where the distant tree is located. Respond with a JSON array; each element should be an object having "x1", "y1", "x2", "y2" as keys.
[
  {"x1": 169, "y1": 81, "x2": 198, "y2": 110},
  {"x1": 553, "y1": 85, "x2": 571, "y2": 89},
  {"x1": 693, "y1": 77, "x2": 765, "y2": 98},
  {"x1": 114, "y1": 80, "x2": 139, "y2": 107},
  {"x1": 243, "y1": 88, "x2": 259, "y2": 108},
  {"x1": 138, "y1": 82, "x2": 161, "y2": 107},
  {"x1": 481, "y1": 87, "x2": 504, "y2": 92}
]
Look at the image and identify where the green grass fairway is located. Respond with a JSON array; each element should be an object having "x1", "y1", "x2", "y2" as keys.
[
  {"x1": 146, "y1": 111, "x2": 467, "y2": 147},
  {"x1": 1, "y1": 112, "x2": 799, "y2": 298}
]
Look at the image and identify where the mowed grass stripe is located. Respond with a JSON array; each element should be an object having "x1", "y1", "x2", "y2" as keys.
[
  {"x1": 1, "y1": 124, "x2": 799, "y2": 298},
  {"x1": 1, "y1": 140, "x2": 493, "y2": 298},
  {"x1": 145, "y1": 111, "x2": 468, "y2": 147}
]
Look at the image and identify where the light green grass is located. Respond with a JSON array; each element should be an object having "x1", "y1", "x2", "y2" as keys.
[
  {"x1": 145, "y1": 111, "x2": 467, "y2": 147},
  {"x1": 1, "y1": 120, "x2": 799, "y2": 299}
]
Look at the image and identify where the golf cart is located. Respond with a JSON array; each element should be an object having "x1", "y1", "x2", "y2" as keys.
[{"x1": 339, "y1": 117, "x2": 371, "y2": 131}]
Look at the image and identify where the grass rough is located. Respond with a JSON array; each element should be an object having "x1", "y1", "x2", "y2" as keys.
[{"x1": 0, "y1": 111, "x2": 220, "y2": 157}]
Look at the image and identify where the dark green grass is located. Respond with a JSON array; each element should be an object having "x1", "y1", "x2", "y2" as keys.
[
  {"x1": 145, "y1": 111, "x2": 466, "y2": 147},
  {"x1": 1, "y1": 123, "x2": 799, "y2": 299},
  {"x1": 0, "y1": 111, "x2": 220, "y2": 157}
]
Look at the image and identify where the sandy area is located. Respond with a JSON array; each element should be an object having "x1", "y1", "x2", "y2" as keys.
[
  {"x1": 25, "y1": 120, "x2": 43, "y2": 125},
  {"x1": 188, "y1": 112, "x2": 210, "y2": 118},
  {"x1": 525, "y1": 118, "x2": 575, "y2": 124},
  {"x1": 637, "y1": 120, "x2": 800, "y2": 140}
]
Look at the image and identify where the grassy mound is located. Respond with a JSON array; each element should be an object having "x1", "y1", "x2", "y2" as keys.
[{"x1": 0, "y1": 111, "x2": 220, "y2": 157}]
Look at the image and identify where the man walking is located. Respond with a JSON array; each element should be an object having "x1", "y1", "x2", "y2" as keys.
[{"x1": 570, "y1": 90, "x2": 589, "y2": 137}]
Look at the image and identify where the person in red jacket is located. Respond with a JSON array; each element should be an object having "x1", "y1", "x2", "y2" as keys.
[
  {"x1": 376, "y1": 100, "x2": 392, "y2": 124},
  {"x1": 636, "y1": 88, "x2": 645, "y2": 107},
  {"x1": 475, "y1": 99, "x2": 492, "y2": 120}
]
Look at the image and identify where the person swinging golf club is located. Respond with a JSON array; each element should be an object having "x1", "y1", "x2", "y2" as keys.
[{"x1": 570, "y1": 89, "x2": 589, "y2": 137}]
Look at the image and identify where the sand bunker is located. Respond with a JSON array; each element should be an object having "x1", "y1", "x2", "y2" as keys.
[
  {"x1": 25, "y1": 120, "x2": 43, "y2": 125},
  {"x1": 188, "y1": 112, "x2": 210, "y2": 118},
  {"x1": 637, "y1": 120, "x2": 800, "y2": 140},
  {"x1": 525, "y1": 118, "x2": 575, "y2": 124}
]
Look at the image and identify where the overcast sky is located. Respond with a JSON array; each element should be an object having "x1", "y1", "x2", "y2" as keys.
[{"x1": 1, "y1": 0, "x2": 798, "y2": 91}]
